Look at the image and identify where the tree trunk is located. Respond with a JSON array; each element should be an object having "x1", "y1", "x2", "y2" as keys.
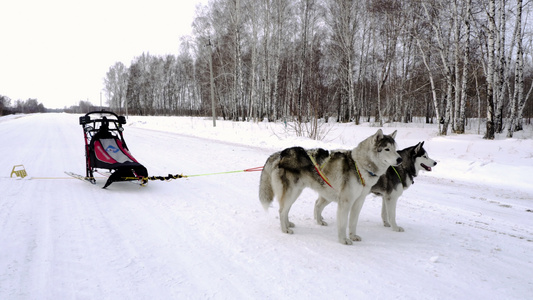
[
  {"x1": 494, "y1": 0, "x2": 507, "y2": 133},
  {"x1": 453, "y1": 0, "x2": 461, "y2": 133},
  {"x1": 507, "y1": 0, "x2": 523, "y2": 137},
  {"x1": 457, "y1": 0, "x2": 471, "y2": 134},
  {"x1": 484, "y1": 0, "x2": 496, "y2": 139},
  {"x1": 416, "y1": 38, "x2": 441, "y2": 134},
  {"x1": 272, "y1": 0, "x2": 286, "y2": 122},
  {"x1": 421, "y1": 1, "x2": 453, "y2": 135},
  {"x1": 248, "y1": 4, "x2": 258, "y2": 121}
]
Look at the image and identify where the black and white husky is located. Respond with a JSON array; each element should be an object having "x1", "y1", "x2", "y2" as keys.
[
  {"x1": 371, "y1": 142, "x2": 437, "y2": 232},
  {"x1": 259, "y1": 130, "x2": 402, "y2": 245},
  {"x1": 314, "y1": 142, "x2": 437, "y2": 233}
]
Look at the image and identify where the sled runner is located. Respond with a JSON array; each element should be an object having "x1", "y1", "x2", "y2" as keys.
[{"x1": 79, "y1": 111, "x2": 148, "y2": 188}]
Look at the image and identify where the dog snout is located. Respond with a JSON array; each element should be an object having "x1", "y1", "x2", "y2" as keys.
[
  {"x1": 396, "y1": 157, "x2": 403, "y2": 165},
  {"x1": 433, "y1": 161, "x2": 437, "y2": 166}
]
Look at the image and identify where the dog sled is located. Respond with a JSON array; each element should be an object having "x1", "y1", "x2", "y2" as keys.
[{"x1": 79, "y1": 110, "x2": 148, "y2": 188}]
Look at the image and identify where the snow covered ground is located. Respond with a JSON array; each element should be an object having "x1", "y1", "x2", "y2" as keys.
[{"x1": 0, "y1": 113, "x2": 532, "y2": 299}]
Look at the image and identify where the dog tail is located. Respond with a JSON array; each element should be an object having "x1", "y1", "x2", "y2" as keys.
[{"x1": 259, "y1": 154, "x2": 277, "y2": 211}]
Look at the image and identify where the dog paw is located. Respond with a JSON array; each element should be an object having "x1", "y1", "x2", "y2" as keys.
[
  {"x1": 317, "y1": 218, "x2": 328, "y2": 226},
  {"x1": 393, "y1": 226, "x2": 404, "y2": 232},
  {"x1": 383, "y1": 222, "x2": 391, "y2": 227},
  {"x1": 282, "y1": 228, "x2": 294, "y2": 234},
  {"x1": 340, "y1": 238, "x2": 353, "y2": 245},
  {"x1": 288, "y1": 222, "x2": 295, "y2": 228},
  {"x1": 349, "y1": 233, "x2": 362, "y2": 241}
]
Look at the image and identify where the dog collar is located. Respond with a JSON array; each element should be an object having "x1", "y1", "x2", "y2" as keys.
[{"x1": 366, "y1": 170, "x2": 377, "y2": 177}]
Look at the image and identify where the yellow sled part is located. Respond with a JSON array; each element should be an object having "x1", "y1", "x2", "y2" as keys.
[{"x1": 10, "y1": 165, "x2": 27, "y2": 178}]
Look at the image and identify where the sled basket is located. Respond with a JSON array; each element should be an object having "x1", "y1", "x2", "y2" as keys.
[{"x1": 80, "y1": 111, "x2": 148, "y2": 188}]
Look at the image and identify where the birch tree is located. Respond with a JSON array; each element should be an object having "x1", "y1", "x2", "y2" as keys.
[
  {"x1": 494, "y1": 0, "x2": 507, "y2": 133},
  {"x1": 484, "y1": 0, "x2": 497, "y2": 139},
  {"x1": 104, "y1": 62, "x2": 128, "y2": 114},
  {"x1": 233, "y1": 0, "x2": 245, "y2": 120},
  {"x1": 421, "y1": 0, "x2": 454, "y2": 135},
  {"x1": 326, "y1": 0, "x2": 359, "y2": 123},
  {"x1": 271, "y1": 0, "x2": 291, "y2": 121},
  {"x1": 453, "y1": 0, "x2": 472, "y2": 134},
  {"x1": 507, "y1": 0, "x2": 524, "y2": 137},
  {"x1": 369, "y1": 0, "x2": 402, "y2": 125}
]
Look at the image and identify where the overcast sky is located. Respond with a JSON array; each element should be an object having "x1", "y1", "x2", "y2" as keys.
[{"x1": 0, "y1": 0, "x2": 205, "y2": 109}]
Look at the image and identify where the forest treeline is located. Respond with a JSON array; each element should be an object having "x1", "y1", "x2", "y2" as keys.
[
  {"x1": 0, "y1": 96, "x2": 47, "y2": 115},
  {"x1": 103, "y1": 0, "x2": 533, "y2": 138}
]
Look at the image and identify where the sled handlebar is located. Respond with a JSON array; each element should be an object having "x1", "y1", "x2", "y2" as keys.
[{"x1": 79, "y1": 111, "x2": 127, "y2": 126}]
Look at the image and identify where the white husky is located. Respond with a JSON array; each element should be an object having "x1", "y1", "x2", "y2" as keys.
[{"x1": 259, "y1": 129, "x2": 402, "y2": 245}]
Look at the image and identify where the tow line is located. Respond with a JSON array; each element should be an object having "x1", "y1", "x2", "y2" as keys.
[
  {"x1": 125, "y1": 166, "x2": 264, "y2": 182},
  {"x1": 6, "y1": 164, "x2": 264, "y2": 183}
]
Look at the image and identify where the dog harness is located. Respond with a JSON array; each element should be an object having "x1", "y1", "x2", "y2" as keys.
[
  {"x1": 353, "y1": 160, "x2": 366, "y2": 186},
  {"x1": 308, "y1": 155, "x2": 333, "y2": 188},
  {"x1": 391, "y1": 166, "x2": 402, "y2": 182}
]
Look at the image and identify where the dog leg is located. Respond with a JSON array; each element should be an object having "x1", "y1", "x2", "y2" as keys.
[
  {"x1": 279, "y1": 208, "x2": 294, "y2": 234},
  {"x1": 386, "y1": 194, "x2": 404, "y2": 232},
  {"x1": 314, "y1": 196, "x2": 329, "y2": 226},
  {"x1": 279, "y1": 204, "x2": 295, "y2": 234},
  {"x1": 348, "y1": 195, "x2": 366, "y2": 242},
  {"x1": 381, "y1": 197, "x2": 391, "y2": 227},
  {"x1": 337, "y1": 198, "x2": 355, "y2": 245},
  {"x1": 278, "y1": 187, "x2": 302, "y2": 234}
]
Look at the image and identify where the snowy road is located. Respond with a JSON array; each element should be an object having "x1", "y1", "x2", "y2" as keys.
[{"x1": 1, "y1": 113, "x2": 532, "y2": 299}]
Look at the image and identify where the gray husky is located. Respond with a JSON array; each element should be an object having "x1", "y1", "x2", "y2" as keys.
[
  {"x1": 259, "y1": 129, "x2": 402, "y2": 245},
  {"x1": 314, "y1": 142, "x2": 437, "y2": 233}
]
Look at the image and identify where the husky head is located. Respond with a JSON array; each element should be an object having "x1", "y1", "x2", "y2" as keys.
[
  {"x1": 372, "y1": 129, "x2": 403, "y2": 167},
  {"x1": 413, "y1": 141, "x2": 437, "y2": 173}
]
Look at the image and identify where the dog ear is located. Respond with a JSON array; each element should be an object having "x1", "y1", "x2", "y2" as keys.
[
  {"x1": 375, "y1": 129, "x2": 384, "y2": 140},
  {"x1": 414, "y1": 142, "x2": 423, "y2": 154},
  {"x1": 390, "y1": 130, "x2": 397, "y2": 139}
]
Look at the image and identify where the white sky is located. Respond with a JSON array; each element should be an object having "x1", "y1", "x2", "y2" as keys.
[{"x1": 0, "y1": 0, "x2": 205, "y2": 109}]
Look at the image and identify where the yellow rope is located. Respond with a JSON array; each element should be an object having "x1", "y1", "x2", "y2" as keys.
[{"x1": 7, "y1": 165, "x2": 263, "y2": 183}]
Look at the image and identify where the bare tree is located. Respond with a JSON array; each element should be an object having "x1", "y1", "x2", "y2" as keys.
[
  {"x1": 507, "y1": 0, "x2": 524, "y2": 137},
  {"x1": 484, "y1": 0, "x2": 497, "y2": 139},
  {"x1": 454, "y1": 0, "x2": 472, "y2": 134},
  {"x1": 271, "y1": 0, "x2": 291, "y2": 121},
  {"x1": 326, "y1": 0, "x2": 360, "y2": 123},
  {"x1": 494, "y1": 0, "x2": 507, "y2": 133},
  {"x1": 233, "y1": 0, "x2": 245, "y2": 120},
  {"x1": 104, "y1": 62, "x2": 128, "y2": 114}
]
